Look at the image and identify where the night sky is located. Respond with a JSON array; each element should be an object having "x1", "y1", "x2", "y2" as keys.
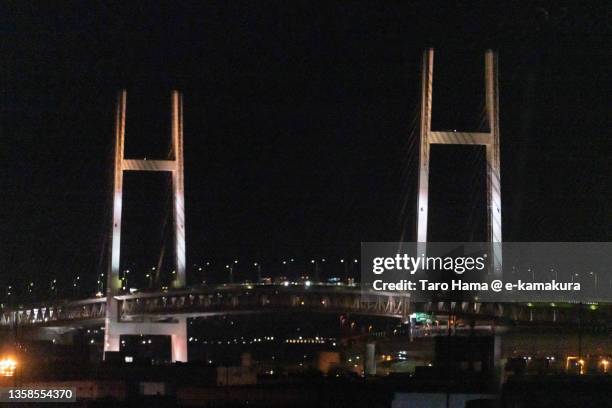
[{"x1": 1, "y1": 3, "x2": 610, "y2": 293}]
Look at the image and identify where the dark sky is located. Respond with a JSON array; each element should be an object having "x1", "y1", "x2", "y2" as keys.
[{"x1": 1, "y1": 2, "x2": 610, "y2": 293}]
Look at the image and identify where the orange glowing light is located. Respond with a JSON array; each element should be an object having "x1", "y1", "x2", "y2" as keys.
[
  {"x1": 566, "y1": 356, "x2": 586, "y2": 374},
  {"x1": 578, "y1": 359, "x2": 586, "y2": 375},
  {"x1": 0, "y1": 357, "x2": 17, "y2": 377}
]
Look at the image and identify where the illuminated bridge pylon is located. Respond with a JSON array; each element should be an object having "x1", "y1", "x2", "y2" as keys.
[
  {"x1": 104, "y1": 90, "x2": 188, "y2": 362},
  {"x1": 416, "y1": 49, "x2": 502, "y2": 275}
]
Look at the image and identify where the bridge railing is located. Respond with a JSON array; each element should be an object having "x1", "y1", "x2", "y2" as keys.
[{"x1": 1, "y1": 284, "x2": 608, "y2": 328}]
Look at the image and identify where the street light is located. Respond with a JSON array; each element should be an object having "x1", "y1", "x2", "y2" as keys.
[
  {"x1": 340, "y1": 259, "x2": 349, "y2": 283},
  {"x1": 310, "y1": 259, "x2": 319, "y2": 282},
  {"x1": 589, "y1": 271, "x2": 598, "y2": 291},
  {"x1": 73, "y1": 276, "x2": 80, "y2": 297},
  {"x1": 201, "y1": 261, "x2": 211, "y2": 285},
  {"x1": 226, "y1": 260, "x2": 238, "y2": 284},
  {"x1": 50, "y1": 279, "x2": 58, "y2": 298},
  {"x1": 254, "y1": 262, "x2": 262, "y2": 283},
  {"x1": 122, "y1": 270, "x2": 130, "y2": 290},
  {"x1": 97, "y1": 273, "x2": 104, "y2": 294}
]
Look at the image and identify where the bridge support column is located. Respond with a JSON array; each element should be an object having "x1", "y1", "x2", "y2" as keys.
[
  {"x1": 105, "y1": 329, "x2": 120, "y2": 354},
  {"x1": 365, "y1": 342, "x2": 376, "y2": 376},
  {"x1": 415, "y1": 49, "x2": 502, "y2": 276},
  {"x1": 494, "y1": 334, "x2": 504, "y2": 386},
  {"x1": 104, "y1": 90, "x2": 189, "y2": 362},
  {"x1": 171, "y1": 317, "x2": 188, "y2": 362},
  {"x1": 105, "y1": 319, "x2": 188, "y2": 363}
]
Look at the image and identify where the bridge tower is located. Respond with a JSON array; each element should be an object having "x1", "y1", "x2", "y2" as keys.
[
  {"x1": 416, "y1": 49, "x2": 502, "y2": 275},
  {"x1": 104, "y1": 90, "x2": 188, "y2": 362}
]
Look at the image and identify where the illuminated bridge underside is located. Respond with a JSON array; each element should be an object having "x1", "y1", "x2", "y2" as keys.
[{"x1": 1, "y1": 285, "x2": 604, "y2": 328}]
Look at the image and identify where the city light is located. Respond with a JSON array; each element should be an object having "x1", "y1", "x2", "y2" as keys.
[
  {"x1": 0, "y1": 357, "x2": 17, "y2": 377},
  {"x1": 578, "y1": 359, "x2": 585, "y2": 375}
]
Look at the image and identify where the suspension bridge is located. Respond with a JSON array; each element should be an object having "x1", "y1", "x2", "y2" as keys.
[{"x1": 2, "y1": 49, "x2": 607, "y2": 363}]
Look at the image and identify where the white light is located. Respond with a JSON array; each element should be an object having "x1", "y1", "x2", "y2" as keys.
[
  {"x1": 304, "y1": 281, "x2": 312, "y2": 287},
  {"x1": 125, "y1": 356, "x2": 133, "y2": 363}
]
